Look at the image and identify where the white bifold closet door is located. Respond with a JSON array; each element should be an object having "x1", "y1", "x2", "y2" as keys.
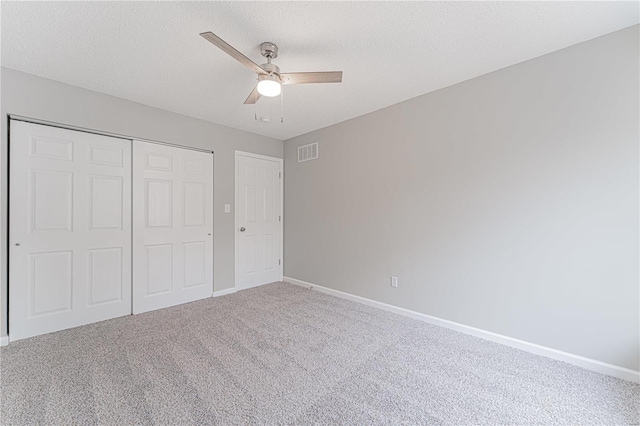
[
  {"x1": 9, "y1": 121, "x2": 132, "y2": 341},
  {"x1": 133, "y1": 141, "x2": 213, "y2": 314}
]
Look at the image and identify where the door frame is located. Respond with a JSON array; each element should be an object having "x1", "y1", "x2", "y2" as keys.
[{"x1": 234, "y1": 150, "x2": 284, "y2": 290}]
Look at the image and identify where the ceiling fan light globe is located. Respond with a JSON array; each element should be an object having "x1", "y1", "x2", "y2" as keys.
[{"x1": 257, "y1": 78, "x2": 281, "y2": 97}]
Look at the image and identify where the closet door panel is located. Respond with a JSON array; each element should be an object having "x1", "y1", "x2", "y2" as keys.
[
  {"x1": 133, "y1": 141, "x2": 213, "y2": 314},
  {"x1": 9, "y1": 121, "x2": 132, "y2": 341}
]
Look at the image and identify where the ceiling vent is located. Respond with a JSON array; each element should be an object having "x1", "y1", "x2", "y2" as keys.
[{"x1": 298, "y1": 142, "x2": 318, "y2": 163}]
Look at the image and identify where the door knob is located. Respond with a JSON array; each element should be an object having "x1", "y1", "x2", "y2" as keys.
[
  {"x1": 14, "y1": 243, "x2": 20, "y2": 246},
  {"x1": 240, "y1": 227, "x2": 246, "y2": 232}
]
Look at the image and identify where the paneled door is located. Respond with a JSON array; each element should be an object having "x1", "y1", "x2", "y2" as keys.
[
  {"x1": 133, "y1": 141, "x2": 213, "y2": 314},
  {"x1": 9, "y1": 120, "x2": 132, "y2": 341},
  {"x1": 236, "y1": 152, "x2": 283, "y2": 290}
]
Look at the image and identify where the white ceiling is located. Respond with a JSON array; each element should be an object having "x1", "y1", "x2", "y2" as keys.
[{"x1": 1, "y1": 2, "x2": 638, "y2": 140}]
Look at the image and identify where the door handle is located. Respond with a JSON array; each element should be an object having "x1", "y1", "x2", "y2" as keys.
[{"x1": 240, "y1": 227, "x2": 246, "y2": 232}]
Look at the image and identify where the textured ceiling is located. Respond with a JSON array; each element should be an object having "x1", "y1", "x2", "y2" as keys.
[{"x1": 1, "y1": 1, "x2": 638, "y2": 140}]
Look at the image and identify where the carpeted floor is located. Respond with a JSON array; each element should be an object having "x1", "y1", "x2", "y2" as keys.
[{"x1": 1, "y1": 282, "x2": 638, "y2": 425}]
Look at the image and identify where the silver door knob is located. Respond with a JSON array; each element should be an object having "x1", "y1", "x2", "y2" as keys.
[
  {"x1": 14, "y1": 243, "x2": 20, "y2": 246},
  {"x1": 240, "y1": 227, "x2": 246, "y2": 232}
]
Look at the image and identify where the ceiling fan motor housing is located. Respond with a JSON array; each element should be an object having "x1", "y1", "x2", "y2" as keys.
[{"x1": 260, "y1": 42, "x2": 278, "y2": 59}]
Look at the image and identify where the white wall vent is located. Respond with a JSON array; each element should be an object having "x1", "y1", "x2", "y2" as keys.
[{"x1": 298, "y1": 142, "x2": 318, "y2": 162}]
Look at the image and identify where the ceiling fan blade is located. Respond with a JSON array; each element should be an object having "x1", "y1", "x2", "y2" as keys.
[
  {"x1": 280, "y1": 71, "x2": 343, "y2": 85},
  {"x1": 244, "y1": 86, "x2": 261, "y2": 104},
  {"x1": 200, "y1": 31, "x2": 266, "y2": 75}
]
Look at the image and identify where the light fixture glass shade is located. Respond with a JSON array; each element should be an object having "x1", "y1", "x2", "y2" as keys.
[{"x1": 257, "y1": 76, "x2": 282, "y2": 97}]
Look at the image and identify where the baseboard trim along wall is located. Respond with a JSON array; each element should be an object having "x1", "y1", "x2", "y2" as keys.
[
  {"x1": 284, "y1": 276, "x2": 640, "y2": 383},
  {"x1": 0, "y1": 336, "x2": 9, "y2": 347},
  {"x1": 212, "y1": 288, "x2": 237, "y2": 298}
]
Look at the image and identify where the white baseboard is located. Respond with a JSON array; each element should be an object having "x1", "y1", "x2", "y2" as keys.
[
  {"x1": 0, "y1": 336, "x2": 9, "y2": 347},
  {"x1": 284, "y1": 276, "x2": 640, "y2": 383},
  {"x1": 214, "y1": 279, "x2": 284, "y2": 298},
  {"x1": 212, "y1": 287, "x2": 237, "y2": 298},
  {"x1": 234, "y1": 278, "x2": 285, "y2": 293}
]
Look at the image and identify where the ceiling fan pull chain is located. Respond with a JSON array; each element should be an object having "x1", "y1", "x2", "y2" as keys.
[{"x1": 280, "y1": 86, "x2": 284, "y2": 124}]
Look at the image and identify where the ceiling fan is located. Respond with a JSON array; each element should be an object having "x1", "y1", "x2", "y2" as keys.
[{"x1": 200, "y1": 31, "x2": 343, "y2": 105}]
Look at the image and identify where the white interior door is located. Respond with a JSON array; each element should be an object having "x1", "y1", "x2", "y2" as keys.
[
  {"x1": 9, "y1": 121, "x2": 132, "y2": 341},
  {"x1": 236, "y1": 152, "x2": 283, "y2": 290},
  {"x1": 133, "y1": 141, "x2": 213, "y2": 314}
]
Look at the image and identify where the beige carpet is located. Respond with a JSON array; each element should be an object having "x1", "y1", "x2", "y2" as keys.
[{"x1": 1, "y1": 282, "x2": 638, "y2": 425}]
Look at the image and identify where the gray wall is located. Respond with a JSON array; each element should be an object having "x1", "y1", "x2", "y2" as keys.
[
  {"x1": 0, "y1": 67, "x2": 283, "y2": 337},
  {"x1": 284, "y1": 26, "x2": 639, "y2": 371}
]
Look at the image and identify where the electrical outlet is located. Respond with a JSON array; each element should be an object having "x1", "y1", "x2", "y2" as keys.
[
  {"x1": 391, "y1": 276, "x2": 398, "y2": 288},
  {"x1": 224, "y1": 204, "x2": 231, "y2": 213}
]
